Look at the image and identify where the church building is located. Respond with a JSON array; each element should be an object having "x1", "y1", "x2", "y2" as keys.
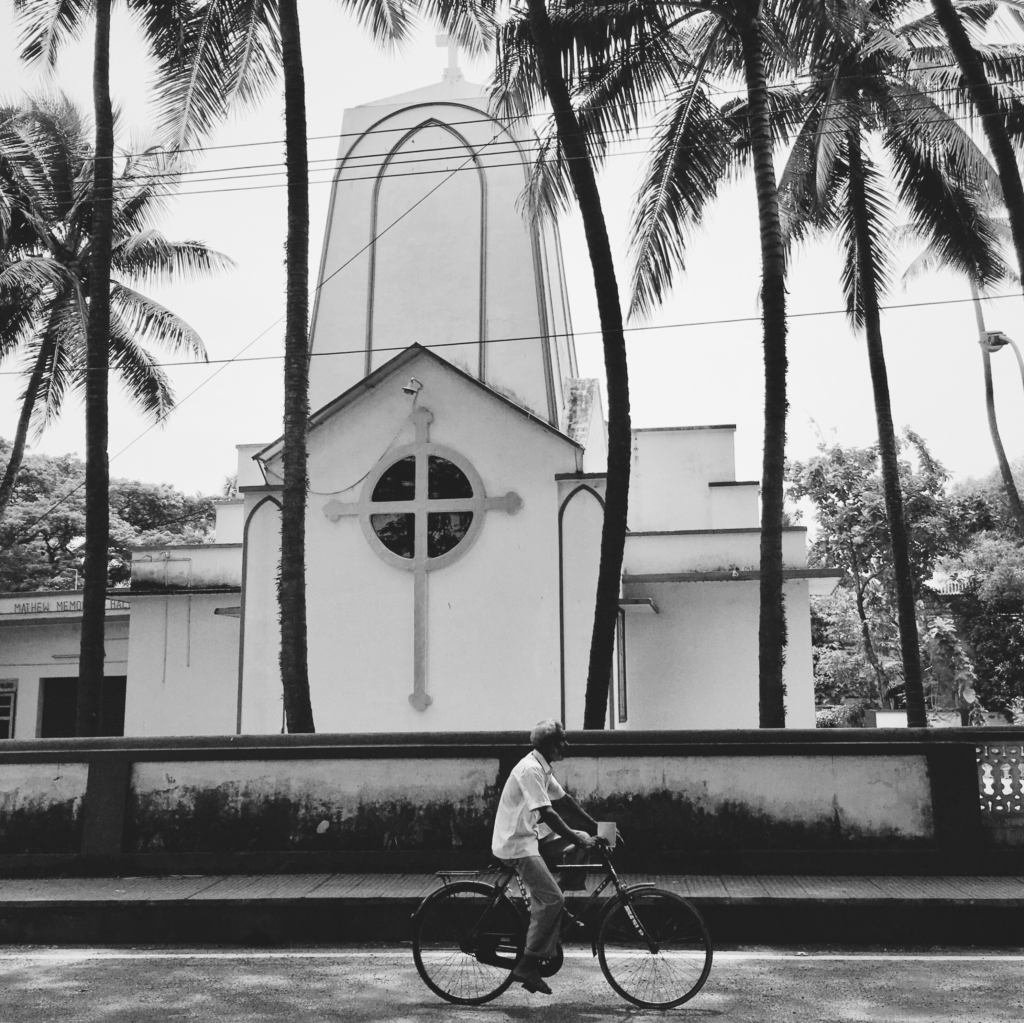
[{"x1": 0, "y1": 58, "x2": 838, "y2": 739}]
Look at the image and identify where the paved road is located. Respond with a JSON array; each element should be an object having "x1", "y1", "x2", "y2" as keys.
[{"x1": 1, "y1": 945, "x2": 1022, "y2": 1022}]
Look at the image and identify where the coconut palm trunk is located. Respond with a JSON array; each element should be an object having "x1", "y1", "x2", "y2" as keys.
[
  {"x1": 278, "y1": 0, "x2": 315, "y2": 733},
  {"x1": 738, "y1": 12, "x2": 788, "y2": 727},
  {"x1": 846, "y1": 130, "x2": 927, "y2": 728},
  {"x1": 523, "y1": 0, "x2": 631, "y2": 729},
  {"x1": 77, "y1": 0, "x2": 115, "y2": 736},
  {"x1": 0, "y1": 333, "x2": 54, "y2": 521},
  {"x1": 929, "y1": 0, "x2": 1024, "y2": 303},
  {"x1": 970, "y1": 280, "x2": 1024, "y2": 535}
]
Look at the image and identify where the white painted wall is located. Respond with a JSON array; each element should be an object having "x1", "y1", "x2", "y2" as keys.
[
  {"x1": 559, "y1": 481, "x2": 605, "y2": 730},
  {"x1": 123, "y1": 594, "x2": 239, "y2": 736},
  {"x1": 307, "y1": 78, "x2": 570, "y2": 425},
  {"x1": 628, "y1": 427, "x2": 737, "y2": 532},
  {"x1": 254, "y1": 351, "x2": 580, "y2": 733},
  {"x1": 559, "y1": 753, "x2": 934, "y2": 839},
  {"x1": 617, "y1": 578, "x2": 815, "y2": 729},
  {"x1": 0, "y1": 612, "x2": 129, "y2": 738},
  {"x1": 131, "y1": 544, "x2": 242, "y2": 590},
  {"x1": 237, "y1": 444, "x2": 269, "y2": 487},
  {"x1": 132, "y1": 757, "x2": 500, "y2": 809},
  {"x1": 239, "y1": 496, "x2": 284, "y2": 734},
  {"x1": 784, "y1": 579, "x2": 818, "y2": 728},
  {"x1": 709, "y1": 483, "x2": 760, "y2": 529},
  {"x1": 623, "y1": 528, "x2": 809, "y2": 575},
  {"x1": 214, "y1": 501, "x2": 244, "y2": 544}
]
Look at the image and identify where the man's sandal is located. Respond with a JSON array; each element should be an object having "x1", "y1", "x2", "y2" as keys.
[{"x1": 519, "y1": 976, "x2": 553, "y2": 995}]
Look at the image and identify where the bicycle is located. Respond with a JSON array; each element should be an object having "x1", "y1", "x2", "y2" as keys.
[{"x1": 410, "y1": 839, "x2": 713, "y2": 1009}]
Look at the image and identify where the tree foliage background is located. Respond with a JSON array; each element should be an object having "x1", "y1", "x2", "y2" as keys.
[
  {"x1": 0, "y1": 438, "x2": 216, "y2": 592},
  {"x1": 788, "y1": 434, "x2": 1024, "y2": 723}
]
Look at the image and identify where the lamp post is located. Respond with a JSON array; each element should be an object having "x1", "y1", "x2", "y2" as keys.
[
  {"x1": 982, "y1": 328, "x2": 1024, "y2": 397},
  {"x1": 970, "y1": 282, "x2": 1024, "y2": 534}
]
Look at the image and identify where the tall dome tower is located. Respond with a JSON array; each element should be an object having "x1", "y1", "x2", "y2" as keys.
[{"x1": 307, "y1": 51, "x2": 578, "y2": 428}]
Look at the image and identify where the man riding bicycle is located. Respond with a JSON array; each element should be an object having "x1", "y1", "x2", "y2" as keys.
[{"x1": 491, "y1": 719, "x2": 599, "y2": 995}]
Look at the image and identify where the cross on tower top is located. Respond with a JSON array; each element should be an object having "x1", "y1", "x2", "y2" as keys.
[{"x1": 435, "y1": 33, "x2": 463, "y2": 83}]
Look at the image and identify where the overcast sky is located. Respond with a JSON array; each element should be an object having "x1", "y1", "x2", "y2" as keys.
[{"x1": 1, "y1": 0, "x2": 1022, "y2": 503}]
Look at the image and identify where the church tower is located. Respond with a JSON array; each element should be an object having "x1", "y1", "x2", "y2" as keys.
[{"x1": 307, "y1": 43, "x2": 578, "y2": 427}]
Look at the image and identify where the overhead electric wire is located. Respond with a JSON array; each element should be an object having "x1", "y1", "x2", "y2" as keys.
[
  {"x1": 81, "y1": 53, "x2": 1024, "y2": 162},
  {"x1": 92, "y1": 94, "x2": 1024, "y2": 201},
  {"x1": 96, "y1": 72, "x2": 1024, "y2": 193},
  {"x1": 4, "y1": 288, "x2": 1024, "y2": 380}
]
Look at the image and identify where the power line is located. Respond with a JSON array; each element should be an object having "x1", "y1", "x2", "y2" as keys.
[
  {"x1": 76, "y1": 95, "x2": 1024, "y2": 202},
  {"x1": 5, "y1": 288, "x2": 1024, "y2": 380},
  {"x1": 76, "y1": 53, "x2": 1024, "y2": 161},
  {"x1": 87, "y1": 63, "x2": 1024, "y2": 185}
]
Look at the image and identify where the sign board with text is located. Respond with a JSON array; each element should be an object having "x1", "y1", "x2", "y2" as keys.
[{"x1": 0, "y1": 596, "x2": 131, "y2": 617}]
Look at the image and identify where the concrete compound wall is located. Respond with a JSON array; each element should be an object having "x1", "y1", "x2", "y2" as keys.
[{"x1": 0, "y1": 730, "x2": 1017, "y2": 876}]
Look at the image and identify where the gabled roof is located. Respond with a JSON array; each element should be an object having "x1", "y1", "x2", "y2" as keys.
[{"x1": 256, "y1": 344, "x2": 581, "y2": 464}]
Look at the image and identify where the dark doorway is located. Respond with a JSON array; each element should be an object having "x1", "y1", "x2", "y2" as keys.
[{"x1": 40, "y1": 676, "x2": 127, "y2": 737}]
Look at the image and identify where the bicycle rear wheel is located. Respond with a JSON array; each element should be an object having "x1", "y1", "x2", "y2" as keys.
[
  {"x1": 597, "y1": 888, "x2": 713, "y2": 1009},
  {"x1": 412, "y1": 881, "x2": 525, "y2": 1005}
]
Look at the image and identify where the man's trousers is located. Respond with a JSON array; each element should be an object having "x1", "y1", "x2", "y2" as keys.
[{"x1": 502, "y1": 836, "x2": 582, "y2": 960}]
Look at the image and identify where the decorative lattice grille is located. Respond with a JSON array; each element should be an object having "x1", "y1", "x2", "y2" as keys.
[{"x1": 977, "y1": 745, "x2": 1024, "y2": 814}]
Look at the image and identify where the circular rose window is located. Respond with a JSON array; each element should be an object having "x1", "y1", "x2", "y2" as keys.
[{"x1": 358, "y1": 442, "x2": 487, "y2": 572}]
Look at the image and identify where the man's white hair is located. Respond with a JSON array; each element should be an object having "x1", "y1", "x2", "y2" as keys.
[{"x1": 530, "y1": 718, "x2": 565, "y2": 747}]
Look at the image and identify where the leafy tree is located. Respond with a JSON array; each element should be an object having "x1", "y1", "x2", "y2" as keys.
[
  {"x1": 941, "y1": 530, "x2": 1024, "y2": 716},
  {"x1": 810, "y1": 586, "x2": 902, "y2": 708},
  {"x1": 787, "y1": 432, "x2": 992, "y2": 709},
  {"x1": 953, "y1": 456, "x2": 1024, "y2": 535},
  {"x1": 0, "y1": 440, "x2": 217, "y2": 592}
]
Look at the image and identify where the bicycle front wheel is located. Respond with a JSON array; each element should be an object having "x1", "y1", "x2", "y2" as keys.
[
  {"x1": 597, "y1": 888, "x2": 713, "y2": 1009},
  {"x1": 411, "y1": 881, "x2": 525, "y2": 1005}
]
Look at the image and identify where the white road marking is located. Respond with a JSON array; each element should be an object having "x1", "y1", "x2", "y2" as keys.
[{"x1": 0, "y1": 950, "x2": 1022, "y2": 962}]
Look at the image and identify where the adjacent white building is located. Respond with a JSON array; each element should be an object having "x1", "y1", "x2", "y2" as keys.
[{"x1": 0, "y1": 62, "x2": 837, "y2": 738}]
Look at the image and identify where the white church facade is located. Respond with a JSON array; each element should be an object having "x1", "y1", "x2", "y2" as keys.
[{"x1": 0, "y1": 65, "x2": 838, "y2": 738}]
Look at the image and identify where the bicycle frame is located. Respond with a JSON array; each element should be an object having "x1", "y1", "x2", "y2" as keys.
[
  {"x1": 433, "y1": 846, "x2": 660, "y2": 958},
  {"x1": 554, "y1": 848, "x2": 659, "y2": 956}
]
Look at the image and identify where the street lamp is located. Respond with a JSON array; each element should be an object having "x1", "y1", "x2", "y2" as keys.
[
  {"x1": 982, "y1": 329, "x2": 1024, "y2": 398},
  {"x1": 970, "y1": 282, "x2": 1024, "y2": 533}
]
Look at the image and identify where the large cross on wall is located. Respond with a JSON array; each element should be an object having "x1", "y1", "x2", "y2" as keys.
[{"x1": 324, "y1": 405, "x2": 522, "y2": 710}]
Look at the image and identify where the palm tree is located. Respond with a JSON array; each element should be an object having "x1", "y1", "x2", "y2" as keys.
[
  {"x1": 0, "y1": 96, "x2": 232, "y2": 525},
  {"x1": 13, "y1": 0, "x2": 188, "y2": 734},
  {"x1": 499, "y1": 0, "x2": 838, "y2": 725},
  {"x1": 926, "y1": 0, "x2": 1024, "y2": 317},
  {"x1": 162, "y1": 0, "x2": 488, "y2": 732},
  {"x1": 492, "y1": 0, "x2": 632, "y2": 728},
  {"x1": 777, "y1": 1, "x2": 1007, "y2": 726}
]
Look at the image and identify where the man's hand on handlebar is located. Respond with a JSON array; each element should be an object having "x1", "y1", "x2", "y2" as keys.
[{"x1": 572, "y1": 830, "x2": 596, "y2": 849}]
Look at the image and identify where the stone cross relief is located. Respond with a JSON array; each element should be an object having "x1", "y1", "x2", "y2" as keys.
[{"x1": 324, "y1": 406, "x2": 522, "y2": 710}]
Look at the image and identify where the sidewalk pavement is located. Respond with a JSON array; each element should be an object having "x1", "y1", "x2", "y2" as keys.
[{"x1": 2, "y1": 874, "x2": 1023, "y2": 945}]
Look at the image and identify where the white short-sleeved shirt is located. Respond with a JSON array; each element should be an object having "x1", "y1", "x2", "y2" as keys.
[{"x1": 491, "y1": 749, "x2": 566, "y2": 860}]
